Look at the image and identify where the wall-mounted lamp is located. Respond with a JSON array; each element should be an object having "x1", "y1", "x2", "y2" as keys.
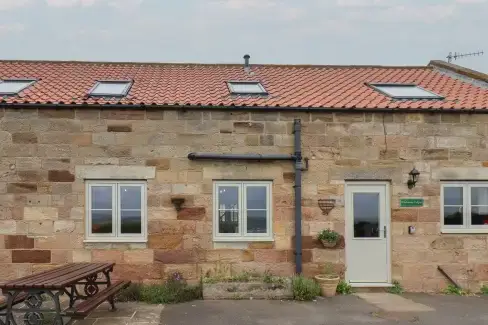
[{"x1": 407, "y1": 167, "x2": 420, "y2": 189}]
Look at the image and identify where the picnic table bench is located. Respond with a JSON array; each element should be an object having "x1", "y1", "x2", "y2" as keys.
[{"x1": 0, "y1": 263, "x2": 130, "y2": 325}]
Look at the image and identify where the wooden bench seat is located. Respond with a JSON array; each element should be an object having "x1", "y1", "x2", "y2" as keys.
[
  {"x1": 66, "y1": 281, "x2": 130, "y2": 319},
  {"x1": 0, "y1": 292, "x2": 29, "y2": 311}
]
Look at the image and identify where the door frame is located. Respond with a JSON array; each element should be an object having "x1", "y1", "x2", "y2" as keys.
[{"x1": 344, "y1": 181, "x2": 391, "y2": 286}]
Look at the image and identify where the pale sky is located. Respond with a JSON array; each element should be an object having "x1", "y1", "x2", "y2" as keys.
[{"x1": 0, "y1": 0, "x2": 487, "y2": 72}]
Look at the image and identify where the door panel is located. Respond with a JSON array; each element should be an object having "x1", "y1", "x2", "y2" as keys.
[{"x1": 346, "y1": 183, "x2": 390, "y2": 284}]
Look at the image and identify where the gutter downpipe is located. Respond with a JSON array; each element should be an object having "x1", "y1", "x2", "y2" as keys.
[
  {"x1": 293, "y1": 119, "x2": 303, "y2": 274},
  {"x1": 187, "y1": 119, "x2": 304, "y2": 274}
]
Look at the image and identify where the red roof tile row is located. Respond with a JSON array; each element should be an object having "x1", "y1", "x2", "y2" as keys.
[{"x1": 0, "y1": 60, "x2": 487, "y2": 110}]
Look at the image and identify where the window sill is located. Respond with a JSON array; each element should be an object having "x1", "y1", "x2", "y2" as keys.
[
  {"x1": 441, "y1": 229, "x2": 488, "y2": 234},
  {"x1": 213, "y1": 237, "x2": 274, "y2": 243},
  {"x1": 84, "y1": 239, "x2": 147, "y2": 243}
]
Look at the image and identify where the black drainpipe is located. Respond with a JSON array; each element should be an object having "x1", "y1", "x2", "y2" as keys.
[
  {"x1": 187, "y1": 119, "x2": 304, "y2": 274},
  {"x1": 293, "y1": 119, "x2": 303, "y2": 274}
]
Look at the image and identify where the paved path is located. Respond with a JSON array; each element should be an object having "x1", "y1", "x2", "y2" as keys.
[{"x1": 160, "y1": 294, "x2": 488, "y2": 325}]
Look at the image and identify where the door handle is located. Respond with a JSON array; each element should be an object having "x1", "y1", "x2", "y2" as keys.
[{"x1": 384, "y1": 225, "x2": 387, "y2": 238}]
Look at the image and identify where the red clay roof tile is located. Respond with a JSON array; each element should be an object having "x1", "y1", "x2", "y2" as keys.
[{"x1": 0, "y1": 60, "x2": 487, "y2": 110}]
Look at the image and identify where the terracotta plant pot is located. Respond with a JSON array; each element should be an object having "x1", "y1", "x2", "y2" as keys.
[
  {"x1": 320, "y1": 239, "x2": 337, "y2": 248},
  {"x1": 314, "y1": 274, "x2": 340, "y2": 297}
]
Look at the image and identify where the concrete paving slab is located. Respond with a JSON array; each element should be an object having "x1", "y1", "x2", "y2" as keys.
[{"x1": 355, "y1": 293, "x2": 435, "y2": 312}]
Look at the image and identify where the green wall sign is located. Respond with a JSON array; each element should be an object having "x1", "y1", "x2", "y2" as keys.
[{"x1": 400, "y1": 198, "x2": 424, "y2": 207}]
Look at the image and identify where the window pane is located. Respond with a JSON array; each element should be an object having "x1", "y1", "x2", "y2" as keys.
[
  {"x1": 353, "y1": 193, "x2": 379, "y2": 238},
  {"x1": 91, "y1": 210, "x2": 112, "y2": 233},
  {"x1": 444, "y1": 187, "x2": 463, "y2": 206},
  {"x1": 247, "y1": 186, "x2": 266, "y2": 210},
  {"x1": 247, "y1": 210, "x2": 267, "y2": 234},
  {"x1": 218, "y1": 186, "x2": 239, "y2": 210},
  {"x1": 471, "y1": 207, "x2": 488, "y2": 225},
  {"x1": 444, "y1": 206, "x2": 463, "y2": 225},
  {"x1": 91, "y1": 186, "x2": 112, "y2": 209},
  {"x1": 229, "y1": 82, "x2": 266, "y2": 94},
  {"x1": 218, "y1": 210, "x2": 239, "y2": 233},
  {"x1": 471, "y1": 187, "x2": 488, "y2": 206},
  {"x1": 120, "y1": 186, "x2": 141, "y2": 210},
  {"x1": 0, "y1": 80, "x2": 33, "y2": 94},
  {"x1": 91, "y1": 82, "x2": 130, "y2": 96},
  {"x1": 373, "y1": 85, "x2": 441, "y2": 99},
  {"x1": 121, "y1": 210, "x2": 142, "y2": 234}
]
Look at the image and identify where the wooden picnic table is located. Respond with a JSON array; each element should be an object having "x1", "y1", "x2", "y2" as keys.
[{"x1": 0, "y1": 263, "x2": 130, "y2": 325}]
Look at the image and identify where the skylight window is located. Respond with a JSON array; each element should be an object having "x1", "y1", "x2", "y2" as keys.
[
  {"x1": 0, "y1": 79, "x2": 36, "y2": 95},
  {"x1": 89, "y1": 80, "x2": 133, "y2": 97},
  {"x1": 370, "y1": 83, "x2": 443, "y2": 100},
  {"x1": 228, "y1": 81, "x2": 267, "y2": 95}
]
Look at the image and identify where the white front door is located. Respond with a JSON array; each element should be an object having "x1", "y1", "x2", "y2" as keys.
[{"x1": 345, "y1": 182, "x2": 390, "y2": 285}]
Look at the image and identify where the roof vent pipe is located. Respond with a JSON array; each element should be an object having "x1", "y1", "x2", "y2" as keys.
[{"x1": 244, "y1": 54, "x2": 250, "y2": 68}]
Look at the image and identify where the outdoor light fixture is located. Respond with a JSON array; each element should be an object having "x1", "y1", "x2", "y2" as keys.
[{"x1": 407, "y1": 167, "x2": 420, "y2": 189}]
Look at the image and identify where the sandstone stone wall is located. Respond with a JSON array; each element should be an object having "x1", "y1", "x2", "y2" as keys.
[{"x1": 0, "y1": 107, "x2": 487, "y2": 292}]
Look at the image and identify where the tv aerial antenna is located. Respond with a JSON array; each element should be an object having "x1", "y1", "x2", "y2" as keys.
[{"x1": 447, "y1": 51, "x2": 484, "y2": 63}]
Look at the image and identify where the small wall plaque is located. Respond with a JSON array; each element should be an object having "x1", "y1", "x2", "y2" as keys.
[{"x1": 400, "y1": 198, "x2": 424, "y2": 208}]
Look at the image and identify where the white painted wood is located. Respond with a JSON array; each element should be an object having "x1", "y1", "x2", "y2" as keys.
[{"x1": 345, "y1": 182, "x2": 390, "y2": 285}]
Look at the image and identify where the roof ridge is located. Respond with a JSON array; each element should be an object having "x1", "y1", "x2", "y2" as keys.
[{"x1": 0, "y1": 59, "x2": 432, "y2": 70}]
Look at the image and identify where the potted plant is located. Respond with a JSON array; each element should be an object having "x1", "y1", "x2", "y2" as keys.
[
  {"x1": 317, "y1": 228, "x2": 340, "y2": 248},
  {"x1": 314, "y1": 263, "x2": 340, "y2": 297}
]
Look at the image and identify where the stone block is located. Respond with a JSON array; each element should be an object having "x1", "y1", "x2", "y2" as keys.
[
  {"x1": 251, "y1": 112, "x2": 279, "y2": 121},
  {"x1": 101, "y1": 109, "x2": 146, "y2": 120},
  {"x1": 0, "y1": 250, "x2": 12, "y2": 263},
  {"x1": 35, "y1": 234, "x2": 79, "y2": 249},
  {"x1": 248, "y1": 242, "x2": 274, "y2": 249},
  {"x1": 233, "y1": 122, "x2": 264, "y2": 134},
  {"x1": 24, "y1": 207, "x2": 58, "y2": 220},
  {"x1": 145, "y1": 158, "x2": 170, "y2": 171},
  {"x1": 92, "y1": 250, "x2": 124, "y2": 263},
  {"x1": 430, "y1": 237, "x2": 464, "y2": 250},
  {"x1": 48, "y1": 170, "x2": 75, "y2": 182},
  {"x1": 464, "y1": 237, "x2": 487, "y2": 250},
  {"x1": 113, "y1": 264, "x2": 163, "y2": 281},
  {"x1": 7, "y1": 183, "x2": 37, "y2": 193},
  {"x1": 436, "y1": 137, "x2": 466, "y2": 148},
  {"x1": 260, "y1": 135, "x2": 274, "y2": 146},
  {"x1": 211, "y1": 111, "x2": 249, "y2": 121},
  {"x1": 418, "y1": 209, "x2": 439, "y2": 222},
  {"x1": 123, "y1": 249, "x2": 154, "y2": 264},
  {"x1": 164, "y1": 264, "x2": 197, "y2": 280},
  {"x1": 392, "y1": 209, "x2": 418, "y2": 222},
  {"x1": 51, "y1": 250, "x2": 73, "y2": 264},
  {"x1": 75, "y1": 165, "x2": 156, "y2": 180},
  {"x1": 253, "y1": 250, "x2": 288, "y2": 263},
  {"x1": 154, "y1": 250, "x2": 198, "y2": 264},
  {"x1": 177, "y1": 207, "x2": 205, "y2": 220},
  {"x1": 28, "y1": 221, "x2": 54, "y2": 235},
  {"x1": 421, "y1": 149, "x2": 448, "y2": 160},
  {"x1": 205, "y1": 250, "x2": 246, "y2": 263},
  {"x1": 0, "y1": 221, "x2": 17, "y2": 235},
  {"x1": 108, "y1": 124, "x2": 132, "y2": 132},
  {"x1": 12, "y1": 250, "x2": 51, "y2": 263},
  {"x1": 312, "y1": 249, "x2": 344, "y2": 263},
  {"x1": 54, "y1": 220, "x2": 76, "y2": 233},
  {"x1": 4, "y1": 235, "x2": 34, "y2": 249},
  {"x1": 72, "y1": 250, "x2": 92, "y2": 262},
  {"x1": 72, "y1": 133, "x2": 92, "y2": 146},
  {"x1": 12, "y1": 132, "x2": 37, "y2": 144},
  {"x1": 148, "y1": 234, "x2": 184, "y2": 249}
]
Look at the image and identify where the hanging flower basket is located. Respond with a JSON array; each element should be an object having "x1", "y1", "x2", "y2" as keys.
[{"x1": 317, "y1": 229, "x2": 340, "y2": 249}]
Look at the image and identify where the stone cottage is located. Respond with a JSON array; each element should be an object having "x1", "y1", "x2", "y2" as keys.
[{"x1": 0, "y1": 57, "x2": 488, "y2": 292}]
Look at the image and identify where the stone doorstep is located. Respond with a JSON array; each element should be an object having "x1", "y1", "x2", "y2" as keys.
[{"x1": 354, "y1": 293, "x2": 435, "y2": 312}]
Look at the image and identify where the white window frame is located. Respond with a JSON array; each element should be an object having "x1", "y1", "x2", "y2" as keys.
[
  {"x1": 85, "y1": 180, "x2": 147, "y2": 243},
  {"x1": 441, "y1": 182, "x2": 488, "y2": 234},
  {"x1": 213, "y1": 181, "x2": 273, "y2": 242}
]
